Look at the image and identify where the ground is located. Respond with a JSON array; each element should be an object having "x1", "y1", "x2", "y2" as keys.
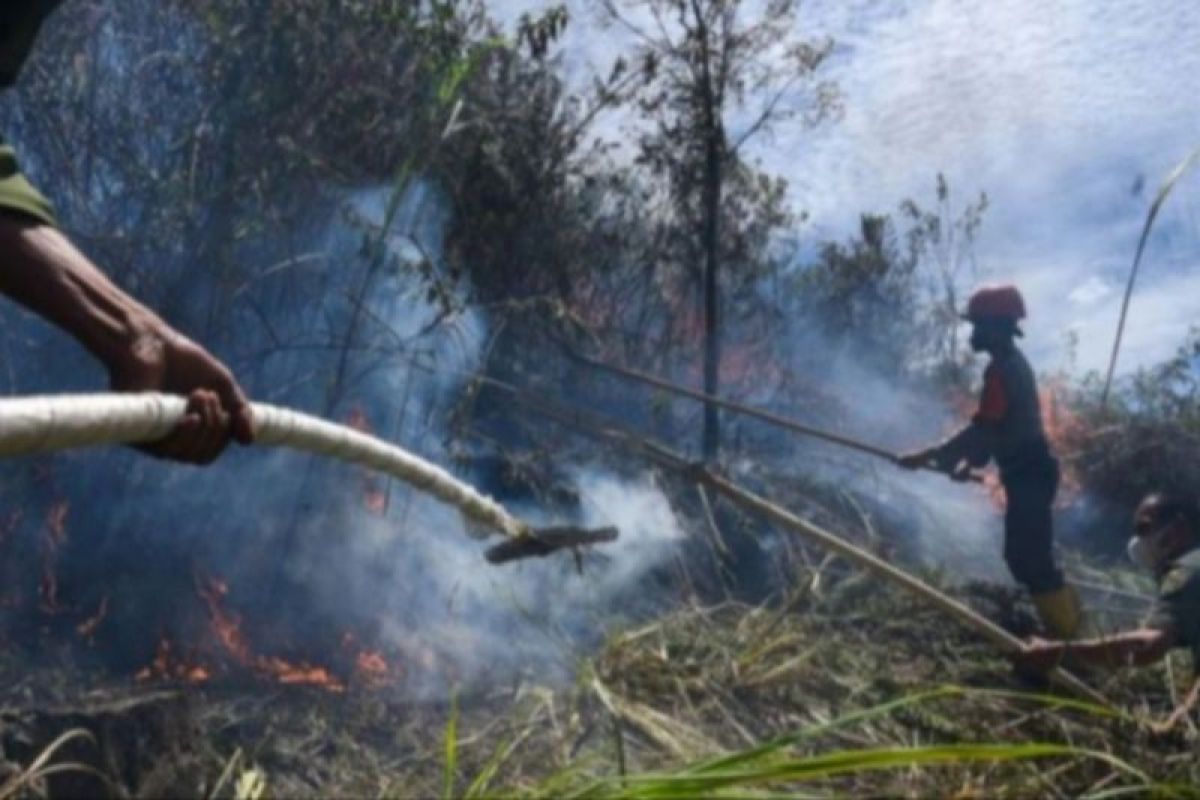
[{"x1": 2, "y1": 555, "x2": 1197, "y2": 799}]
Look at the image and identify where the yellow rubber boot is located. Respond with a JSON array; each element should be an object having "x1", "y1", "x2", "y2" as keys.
[{"x1": 1031, "y1": 585, "x2": 1083, "y2": 640}]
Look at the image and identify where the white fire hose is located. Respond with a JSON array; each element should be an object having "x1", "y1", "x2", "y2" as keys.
[{"x1": 0, "y1": 393, "x2": 617, "y2": 561}]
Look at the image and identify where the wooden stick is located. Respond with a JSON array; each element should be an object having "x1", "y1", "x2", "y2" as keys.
[
  {"x1": 566, "y1": 350, "x2": 983, "y2": 483},
  {"x1": 566, "y1": 349, "x2": 899, "y2": 460}
]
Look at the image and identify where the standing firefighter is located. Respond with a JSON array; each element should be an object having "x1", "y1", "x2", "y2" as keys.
[{"x1": 898, "y1": 284, "x2": 1082, "y2": 639}]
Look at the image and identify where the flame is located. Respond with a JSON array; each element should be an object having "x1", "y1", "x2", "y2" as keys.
[
  {"x1": 131, "y1": 580, "x2": 404, "y2": 692},
  {"x1": 1039, "y1": 382, "x2": 1085, "y2": 506},
  {"x1": 347, "y1": 406, "x2": 389, "y2": 515},
  {"x1": 945, "y1": 380, "x2": 1086, "y2": 510},
  {"x1": 342, "y1": 631, "x2": 397, "y2": 688},
  {"x1": 353, "y1": 647, "x2": 395, "y2": 689},
  {"x1": 76, "y1": 594, "x2": 110, "y2": 643},
  {"x1": 196, "y1": 574, "x2": 346, "y2": 692},
  {"x1": 135, "y1": 638, "x2": 211, "y2": 684},
  {"x1": 38, "y1": 501, "x2": 69, "y2": 614}
]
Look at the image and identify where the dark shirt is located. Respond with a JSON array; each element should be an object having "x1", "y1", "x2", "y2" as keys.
[
  {"x1": 934, "y1": 345, "x2": 1051, "y2": 477},
  {"x1": 0, "y1": 1, "x2": 63, "y2": 87},
  {"x1": 1148, "y1": 548, "x2": 1200, "y2": 663}
]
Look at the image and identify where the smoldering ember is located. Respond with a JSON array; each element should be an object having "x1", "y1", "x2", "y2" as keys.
[{"x1": 1, "y1": 2, "x2": 1200, "y2": 798}]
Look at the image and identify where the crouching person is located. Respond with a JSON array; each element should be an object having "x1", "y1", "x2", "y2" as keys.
[{"x1": 1015, "y1": 493, "x2": 1200, "y2": 732}]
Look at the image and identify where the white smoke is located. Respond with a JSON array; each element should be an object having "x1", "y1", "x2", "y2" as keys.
[{"x1": 258, "y1": 184, "x2": 691, "y2": 694}]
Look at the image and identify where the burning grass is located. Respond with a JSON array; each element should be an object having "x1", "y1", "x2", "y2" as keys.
[{"x1": 2, "y1": 555, "x2": 1197, "y2": 799}]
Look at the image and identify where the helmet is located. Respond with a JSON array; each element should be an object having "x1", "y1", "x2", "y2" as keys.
[{"x1": 962, "y1": 284, "x2": 1026, "y2": 322}]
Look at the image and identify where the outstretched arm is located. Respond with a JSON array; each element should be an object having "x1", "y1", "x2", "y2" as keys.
[
  {"x1": 1016, "y1": 628, "x2": 1174, "y2": 672},
  {"x1": 0, "y1": 214, "x2": 253, "y2": 463},
  {"x1": 897, "y1": 422, "x2": 991, "y2": 476}
]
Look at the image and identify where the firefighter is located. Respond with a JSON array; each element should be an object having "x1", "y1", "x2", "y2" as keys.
[
  {"x1": 0, "y1": 2, "x2": 252, "y2": 464},
  {"x1": 897, "y1": 284, "x2": 1082, "y2": 639},
  {"x1": 1015, "y1": 493, "x2": 1200, "y2": 733}
]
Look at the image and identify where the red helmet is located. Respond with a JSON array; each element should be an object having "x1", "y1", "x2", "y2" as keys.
[{"x1": 963, "y1": 284, "x2": 1026, "y2": 322}]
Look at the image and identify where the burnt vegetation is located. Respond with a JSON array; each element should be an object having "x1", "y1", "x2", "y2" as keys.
[{"x1": 1, "y1": 1, "x2": 1198, "y2": 797}]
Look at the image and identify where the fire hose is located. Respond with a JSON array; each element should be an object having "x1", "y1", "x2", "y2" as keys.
[{"x1": 0, "y1": 393, "x2": 616, "y2": 563}]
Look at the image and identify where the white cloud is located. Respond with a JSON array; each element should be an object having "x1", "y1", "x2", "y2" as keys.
[
  {"x1": 1067, "y1": 276, "x2": 1112, "y2": 308},
  {"x1": 488, "y1": 0, "x2": 1200, "y2": 374}
]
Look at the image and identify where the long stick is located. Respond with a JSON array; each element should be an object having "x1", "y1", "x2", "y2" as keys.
[
  {"x1": 567, "y1": 349, "x2": 899, "y2": 460},
  {"x1": 496, "y1": 387, "x2": 1109, "y2": 705},
  {"x1": 567, "y1": 350, "x2": 984, "y2": 482},
  {"x1": 1100, "y1": 143, "x2": 1200, "y2": 408}
]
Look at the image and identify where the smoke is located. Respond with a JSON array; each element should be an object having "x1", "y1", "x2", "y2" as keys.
[
  {"x1": 314, "y1": 467, "x2": 687, "y2": 693},
  {"x1": 719, "y1": 320, "x2": 1018, "y2": 588},
  {"x1": 220, "y1": 183, "x2": 693, "y2": 693},
  {"x1": 0, "y1": 176, "x2": 692, "y2": 696}
]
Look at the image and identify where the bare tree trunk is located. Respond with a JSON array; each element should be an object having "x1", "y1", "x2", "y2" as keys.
[
  {"x1": 695, "y1": 1, "x2": 724, "y2": 462},
  {"x1": 702, "y1": 140, "x2": 721, "y2": 460}
]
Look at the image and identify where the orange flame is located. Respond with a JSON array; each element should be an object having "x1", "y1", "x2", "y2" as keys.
[
  {"x1": 196, "y1": 574, "x2": 346, "y2": 692},
  {"x1": 354, "y1": 649, "x2": 391, "y2": 687},
  {"x1": 945, "y1": 380, "x2": 1086, "y2": 510},
  {"x1": 347, "y1": 406, "x2": 389, "y2": 515},
  {"x1": 342, "y1": 631, "x2": 398, "y2": 688},
  {"x1": 1039, "y1": 382, "x2": 1085, "y2": 507},
  {"x1": 38, "y1": 501, "x2": 69, "y2": 614},
  {"x1": 76, "y1": 594, "x2": 110, "y2": 643},
  {"x1": 134, "y1": 638, "x2": 211, "y2": 684}
]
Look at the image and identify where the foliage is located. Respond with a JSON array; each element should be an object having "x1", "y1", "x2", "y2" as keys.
[
  {"x1": 1068, "y1": 328, "x2": 1200, "y2": 513},
  {"x1": 5, "y1": 559, "x2": 1195, "y2": 798},
  {"x1": 595, "y1": 0, "x2": 841, "y2": 456}
]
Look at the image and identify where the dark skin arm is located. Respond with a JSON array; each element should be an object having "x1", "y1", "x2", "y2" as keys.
[
  {"x1": 1016, "y1": 628, "x2": 1174, "y2": 672},
  {"x1": 0, "y1": 214, "x2": 253, "y2": 463},
  {"x1": 1018, "y1": 628, "x2": 1200, "y2": 735}
]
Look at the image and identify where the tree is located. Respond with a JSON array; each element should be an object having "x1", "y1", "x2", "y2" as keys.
[
  {"x1": 898, "y1": 174, "x2": 988, "y2": 388},
  {"x1": 600, "y1": 0, "x2": 838, "y2": 459}
]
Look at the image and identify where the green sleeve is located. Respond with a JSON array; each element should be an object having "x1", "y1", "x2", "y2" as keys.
[{"x1": 0, "y1": 139, "x2": 56, "y2": 226}]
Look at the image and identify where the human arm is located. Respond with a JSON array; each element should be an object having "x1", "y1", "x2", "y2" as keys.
[
  {"x1": 896, "y1": 424, "x2": 991, "y2": 476},
  {"x1": 0, "y1": 214, "x2": 253, "y2": 462},
  {"x1": 1015, "y1": 628, "x2": 1174, "y2": 673},
  {"x1": 897, "y1": 364, "x2": 1003, "y2": 474}
]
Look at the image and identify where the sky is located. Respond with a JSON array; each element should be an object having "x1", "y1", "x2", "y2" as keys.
[{"x1": 490, "y1": 0, "x2": 1200, "y2": 378}]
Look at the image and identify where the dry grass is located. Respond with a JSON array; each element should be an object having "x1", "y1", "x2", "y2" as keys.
[{"x1": 3, "y1": 554, "x2": 1197, "y2": 798}]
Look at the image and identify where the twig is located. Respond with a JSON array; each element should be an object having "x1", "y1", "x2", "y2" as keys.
[{"x1": 696, "y1": 483, "x2": 731, "y2": 557}]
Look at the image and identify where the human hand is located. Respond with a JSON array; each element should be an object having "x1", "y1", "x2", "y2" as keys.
[
  {"x1": 1012, "y1": 637, "x2": 1064, "y2": 674},
  {"x1": 107, "y1": 324, "x2": 253, "y2": 464},
  {"x1": 948, "y1": 461, "x2": 977, "y2": 483},
  {"x1": 895, "y1": 449, "x2": 933, "y2": 470}
]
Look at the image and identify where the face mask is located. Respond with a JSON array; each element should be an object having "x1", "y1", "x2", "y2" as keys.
[
  {"x1": 969, "y1": 327, "x2": 986, "y2": 352},
  {"x1": 1127, "y1": 535, "x2": 1160, "y2": 571}
]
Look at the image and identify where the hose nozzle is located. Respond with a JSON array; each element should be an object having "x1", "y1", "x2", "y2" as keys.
[{"x1": 484, "y1": 526, "x2": 619, "y2": 564}]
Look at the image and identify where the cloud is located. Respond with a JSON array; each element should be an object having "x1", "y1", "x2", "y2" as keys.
[
  {"x1": 488, "y1": 0, "x2": 1200, "y2": 374},
  {"x1": 754, "y1": 0, "x2": 1200, "y2": 374}
]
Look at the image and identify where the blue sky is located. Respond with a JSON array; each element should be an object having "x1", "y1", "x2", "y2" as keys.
[{"x1": 490, "y1": 0, "x2": 1200, "y2": 378}]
